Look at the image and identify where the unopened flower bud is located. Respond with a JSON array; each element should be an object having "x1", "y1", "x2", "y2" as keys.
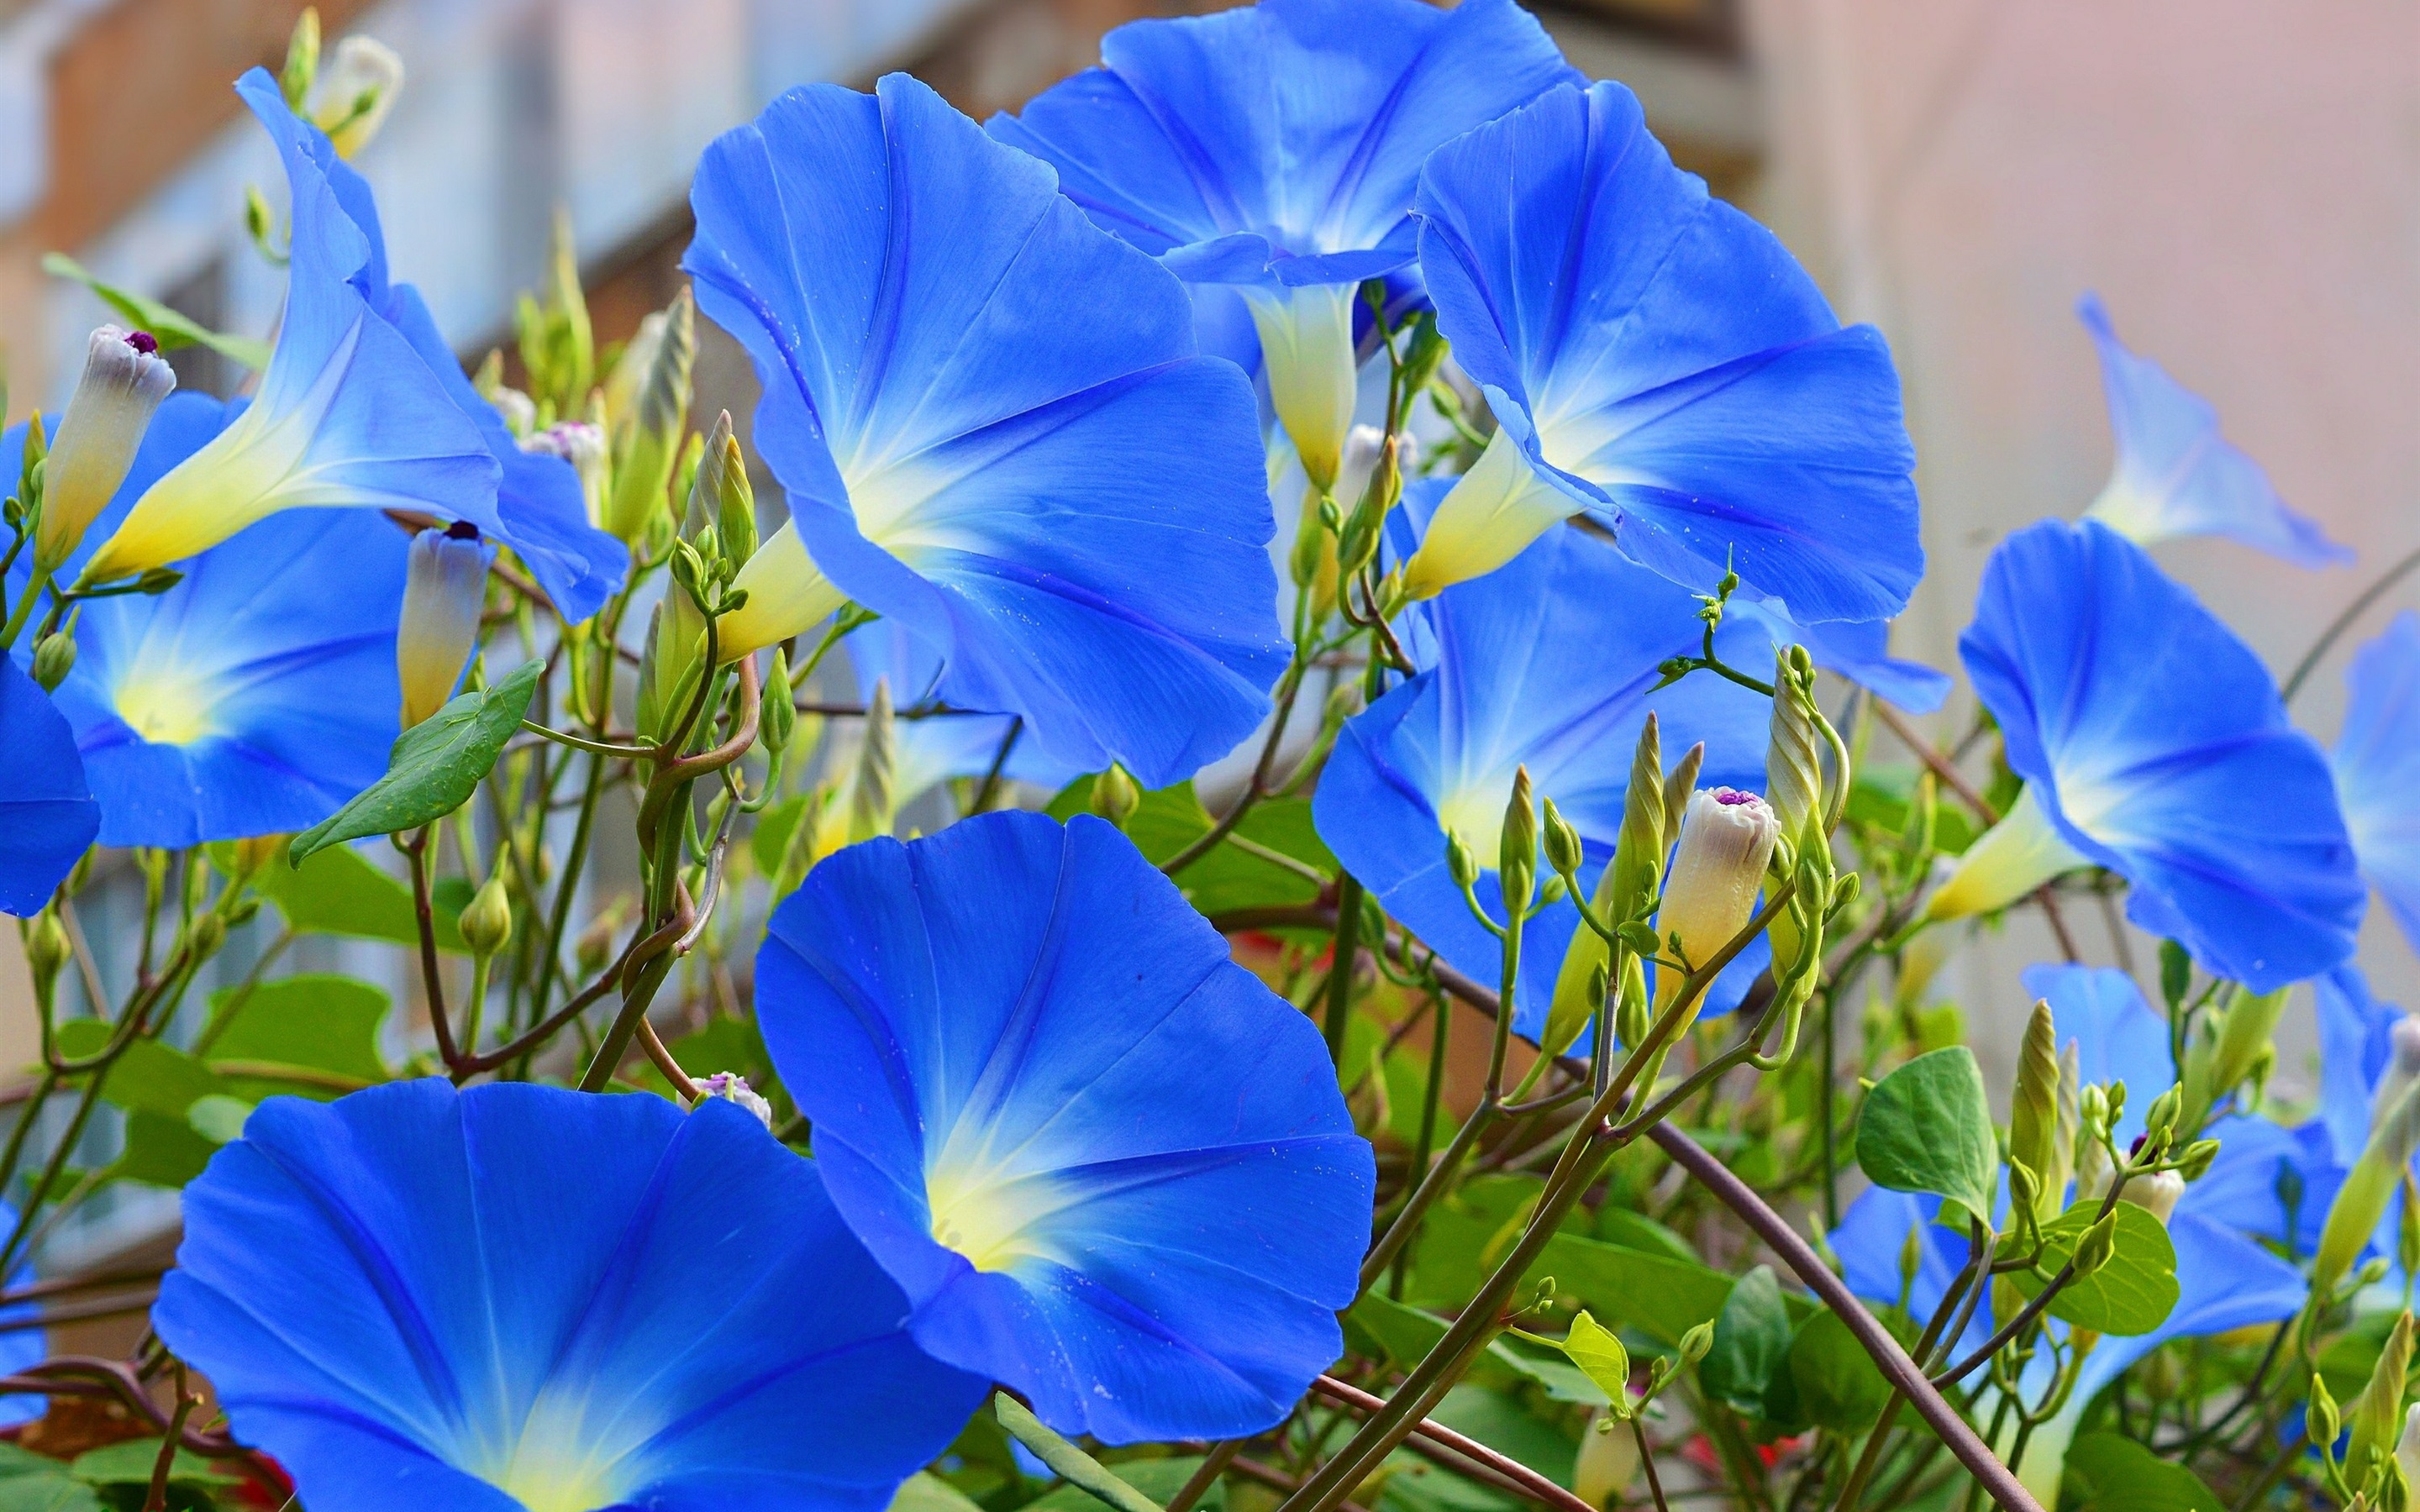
[
  {"x1": 1499, "y1": 767, "x2": 1537, "y2": 919},
  {"x1": 2117, "y1": 1169, "x2": 2185, "y2": 1226},
  {"x1": 397, "y1": 524, "x2": 493, "y2": 728},
  {"x1": 1655, "y1": 788, "x2": 1779, "y2": 1011},
  {"x1": 1679, "y1": 1321, "x2": 1714, "y2": 1365},
  {"x1": 2396, "y1": 1402, "x2": 2420, "y2": 1490},
  {"x1": 29, "y1": 630, "x2": 74, "y2": 692},
  {"x1": 308, "y1": 35, "x2": 404, "y2": 157},
  {"x1": 694, "y1": 1071, "x2": 774, "y2": 1129},
  {"x1": 2175, "y1": 1138, "x2": 2221, "y2": 1182},
  {"x1": 1765, "y1": 648, "x2": 1824, "y2": 848},
  {"x1": 2312, "y1": 1373, "x2": 2342, "y2": 1454},
  {"x1": 185, "y1": 911, "x2": 226, "y2": 963},
  {"x1": 1897, "y1": 1221, "x2": 1923, "y2": 1299},
  {"x1": 1541, "y1": 797, "x2": 1584, "y2": 879},
  {"x1": 1446, "y1": 831, "x2": 1478, "y2": 892},
  {"x1": 1092, "y1": 764, "x2": 1142, "y2": 830},
  {"x1": 490, "y1": 386, "x2": 538, "y2": 439},
  {"x1": 459, "y1": 874, "x2": 513, "y2": 958},
  {"x1": 1612, "y1": 953, "x2": 1649, "y2": 1050},
  {"x1": 709, "y1": 426, "x2": 756, "y2": 568},
  {"x1": 760, "y1": 650, "x2": 796, "y2": 756},
  {"x1": 2141, "y1": 1085, "x2": 2181, "y2": 1150},
  {"x1": 37, "y1": 327, "x2": 174, "y2": 573},
  {"x1": 523, "y1": 422, "x2": 607, "y2": 525},
  {"x1": 605, "y1": 294, "x2": 697, "y2": 543},
  {"x1": 576, "y1": 909, "x2": 621, "y2": 978},
  {"x1": 2070, "y1": 1210, "x2": 2119, "y2": 1277},
  {"x1": 24, "y1": 911, "x2": 69, "y2": 999},
  {"x1": 2009, "y1": 1000, "x2": 2061, "y2": 1220}
]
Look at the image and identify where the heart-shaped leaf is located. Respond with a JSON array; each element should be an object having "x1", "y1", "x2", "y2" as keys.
[{"x1": 291, "y1": 660, "x2": 544, "y2": 864}]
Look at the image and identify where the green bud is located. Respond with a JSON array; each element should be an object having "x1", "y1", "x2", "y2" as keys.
[
  {"x1": 1548, "y1": 717, "x2": 1665, "y2": 1056},
  {"x1": 281, "y1": 7, "x2": 321, "y2": 108},
  {"x1": 710, "y1": 427, "x2": 756, "y2": 568},
  {"x1": 29, "y1": 630, "x2": 74, "y2": 692},
  {"x1": 185, "y1": 911, "x2": 226, "y2": 963},
  {"x1": 2210, "y1": 985, "x2": 2291, "y2": 1110},
  {"x1": 245, "y1": 185, "x2": 280, "y2": 260},
  {"x1": 1092, "y1": 764, "x2": 1142, "y2": 830},
  {"x1": 24, "y1": 911, "x2": 69, "y2": 1000},
  {"x1": 460, "y1": 874, "x2": 514, "y2": 958},
  {"x1": 2141, "y1": 1085, "x2": 2181, "y2": 1148},
  {"x1": 846, "y1": 678, "x2": 897, "y2": 846},
  {"x1": 2008, "y1": 1000, "x2": 2061, "y2": 1220},
  {"x1": 1541, "y1": 797, "x2": 1584, "y2": 879},
  {"x1": 135, "y1": 566, "x2": 183, "y2": 595},
  {"x1": 2175, "y1": 1138, "x2": 2221, "y2": 1182},
  {"x1": 2353, "y1": 1313, "x2": 2417, "y2": 1478},
  {"x1": 1612, "y1": 954, "x2": 1649, "y2": 1050},
  {"x1": 1897, "y1": 1221, "x2": 1923, "y2": 1301},
  {"x1": 2312, "y1": 1373, "x2": 2342, "y2": 1456},
  {"x1": 1679, "y1": 1321, "x2": 1715, "y2": 1365},
  {"x1": 1660, "y1": 740, "x2": 1704, "y2": 860},
  {"x1": 761, "y1": 650, "x2": 796, "y2": 755},
  {"x1": 224, "y1": 896, "x2": 261, "y2": 929},
  {"x1": 1498, "y1": 766, "x2": 1537, "y2": 919},
  {"x1": 1446, "y1": 831, "x2": 1479, "y2": 892},
  {"x1": 2006, "y1": 1158, "x2": 2041, "y2": 1218},
  {"x1": 2070, "y1": 1210, "x2": 2118, "y2": 1278},
  {"x1": 1765, "y1": 648, "x2": 1825, "y2": 848}
]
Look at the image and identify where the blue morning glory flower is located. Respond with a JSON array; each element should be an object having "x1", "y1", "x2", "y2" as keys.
[
  {"x1": 8, "y1": 395, "x2": 411, "y2": 848},
  {"x1": 991, "y1": 0, "x2": 1576, "y2": 494},
  {"x1": 1729, "y1": 596, "x2": 1950, "y2": 715},
  {"x1": 2077, "y1": 294, "x2": 2352, "y2": 569},
  {"x1": 2333, "y1": 611, "x2": 2420, "y2": 955},
  {"x1": 0, "y1": 656, "x2": 98, "y2": 916},
  {"x1": 685, "y1": 74, "x2": 1285, "y2": 789},
  {"x1": 2317, "y1": 965, "x2": 2406, "y2": 1167},
  {"x1": 1928, "y1": 519, "x2": 2364, "y2": 992},
  {"x1": 85, "y1": 71, "x2": 624, "y2": 623},
  {"x1": 155, "y1": 1080, "x2": 987, "y2": 1512},
  {"x1": 840, "y1": 621, "x2": 1076, "y2": 806},
  {"x1": 755, "y1": 811, "x2": 1373, "y2": 1443},
  {"x1": 1396, "y1": 80, "x2": 1922, "y2": 621},
  {"x1": 1313, "y1": 483, "x2": 1772, "y2": 1039}
]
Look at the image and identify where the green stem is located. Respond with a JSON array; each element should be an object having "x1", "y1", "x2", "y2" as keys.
[{"x1": 1324, "y1": 875, "x2": 1364, "y2": 1064}]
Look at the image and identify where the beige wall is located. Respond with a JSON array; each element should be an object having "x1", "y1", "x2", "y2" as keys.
[{"x1": 1744, "y1": 0, "x2": 2420, "y2": 1077}]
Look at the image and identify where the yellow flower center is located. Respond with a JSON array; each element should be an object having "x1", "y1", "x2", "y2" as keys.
[
  {"x1": 926, "y1": 1161, "x2": 1054, "y2": 1274},
  {"x1": 113, "y1": 669, "x2": 218, "y2": 746}
]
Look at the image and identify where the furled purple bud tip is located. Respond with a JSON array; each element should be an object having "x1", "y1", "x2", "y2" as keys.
[
  {"x1": 444, "y1": 519, "x2": 481, "y2": 543},
  {"x1": 1714, "y1": 787, "x2": 1760, "y2": 806},
  {"x1": 124, "y1": 330, "x2": 160, "y2": 355},
  {"x1": 695, "y1": 1072, "x2": 775, "y2": 1130}
]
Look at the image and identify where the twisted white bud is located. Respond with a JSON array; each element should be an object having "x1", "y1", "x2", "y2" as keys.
[
  {"x1": 1655, "y1": 789, "x2": 1780, "y2": 1012},
  {"x1": 397, "y1": 524, "x2": 492, "y2": 728},
  {"x1": 38, "y1": 326, "x2": 174, "y2": 573}
]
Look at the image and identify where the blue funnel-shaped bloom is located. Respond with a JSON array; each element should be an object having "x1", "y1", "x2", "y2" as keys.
[
  {"x1": 1397, "y1": 81, "x2": 1922, "y2": 620},
  {"x1": 2317, "y1": 966, "x2": 2405, "y2": 1168},
  {"x1": 686, "y1": 74, "x2": 1284, "y2": 788},
  {"x1": 0, "y1": 655, "x2": 97, "y2": 916},
  {"x1": 990, "y1": 0, "x2": 1576, "y2": 490},
  {"x1": 85, "y1": 72, "x2": 623, "y2": 622},
  {"x1": 756, "y1": 812, "x2": 1373, "y2": 1443},
  {"x1": 8, "y1": 396, "x2": 410, "y2": 848},
  {"x1": 2334, "y1": 612, "x2": 2420, "y2": 955},
  {"x1": 2077, "y1": 295, "x2": 2351, "y2": 568},
  {"x1": 840, "y1": 621, "x2": 1077, "y2": 806},
  {"x1": 1930, "y1": 520, "x2": 2363, "y2": 991},
  {"x1": 1314, "y1": 483, "x2": 1772, "y2": 1039},
  {"x1": 155, "y1": 1081, "x2": 986, "y2": 1512}
]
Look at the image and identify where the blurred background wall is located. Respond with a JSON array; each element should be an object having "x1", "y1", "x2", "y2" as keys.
[{"x1": 0, "y1": 0, "x2": 2411, "y2": 1126}]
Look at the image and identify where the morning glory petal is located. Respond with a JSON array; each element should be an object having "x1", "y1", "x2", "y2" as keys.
[
  {"x1": 990, "y1": 0, "x2": 1577, "y2": 280},
  {"x1": 2078, "y1": 294, "x2": 2352, "y2": 568},
  {"x1": 1828, "y1": 1188, "x2": 1993, "y2": 1362},
  {"x1": 0, "y1": 656, "x2": 97, "y2": 916},
  {"x1": 83, "y1": 71, "x2": 499, "y2": 585},
  {"x1": 1954, "y1": 520, "x2": 2364, "y2": 990},
  {"x1": 755, "y1": 811, "x2": 1373, "y2": 1444},
  {"x1": 840, "y1": 621, "x2": 1077, "y2": 806},
  {"x1": 1400, "y1": 81, "x2": 1922, "y2": 619},
  {"x1": 1315, "y1": 485, "x2": 1772, "y2": 1037},
  {"x1": 10, "y1": 395, "x2": 410, "y2": 848},
  {"x1": 1729, "y1": 595, "x2": 1951, "y2": 715},
  {"x1": 155, "y1": 1081, "x2": 986, "y2": 1512},
  {"x1": 2317, "y1": 966, "x2": 2405, "y2": 1167},
  {"x1": 2334, "y1": 611, "x2": 2420, "y2": 954},
  {"x1": 685, "y1": 74, "x2": 1283, "y2": 788}
]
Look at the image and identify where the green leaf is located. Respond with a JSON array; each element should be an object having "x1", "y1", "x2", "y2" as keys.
[
  {"x1": 1787, "y1": 1308, "x2": 1892, "y2": 1433},
  {"x1": 1855, "y1": 1047, "x2": 1998, "y2": 1223},
  {"x1": 993, "y1": 1394, "x2": 1163, "y2": 1512},
  {"x1": 2062, "y1": 1431, "x2": 2219, "y2": 1512},
  {"x1": 229, "y1": 841, "x2": 469, "y2": 953},
  {"x1": 55, "y1": 1028, "x2": 218, "y2": 1120},
  {"x1": 0, "y1": 1468, "x2": 100, "y2": 1512},
  {"x1": 1553, "y1": 1310, "x2": 1633, "y2": 1414},
  {"x1": 104, "y1": 1111, "x2": 219, "y2": 1188},
  {"x1": 1594, "y1": 1208, "x2": 1697, "y2": 1263},
  {"x1": 889, "y1": 1473, "x2": 986, "y2": 1512},
  {"x1": 68, "y1": 1441, "x2": 237, "y2": 1486},
  {"x1": 1402, "y1": 1173, "x2": 1589, "y2": 1309},
  {"x1": 40, "y1": 254, "x2": 272, "y2": 372},
  {"x1": 2007, "y1": 1202, "x2": 2179, "y2": 1336},
  {"x1": 1536, "y1": 1232, "x2": 1735, "y2": 1348},
  {"x1": 1046, "y1": 777, "x2": 1332, "y2": 919},
  {"x1": 184, "y1": 1095, "x2": 253, "y2": 1144},
  {"x1": 292, "y1": 659, "x2": 545, "y2": 863},
  {"x1": 752, "y1": 793, "x2": 813, "y2": 878},
  {"x1": 204, "y1": 975, "x2": 392, "y2": 1098},
  {"x1": 1698, "y1": 1266, "x2": 1794, "y2": 1420}
]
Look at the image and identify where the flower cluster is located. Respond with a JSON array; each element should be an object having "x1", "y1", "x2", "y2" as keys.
[{"x1": 0, "y1": 5, "x2": 2411, "y2": 1512}]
